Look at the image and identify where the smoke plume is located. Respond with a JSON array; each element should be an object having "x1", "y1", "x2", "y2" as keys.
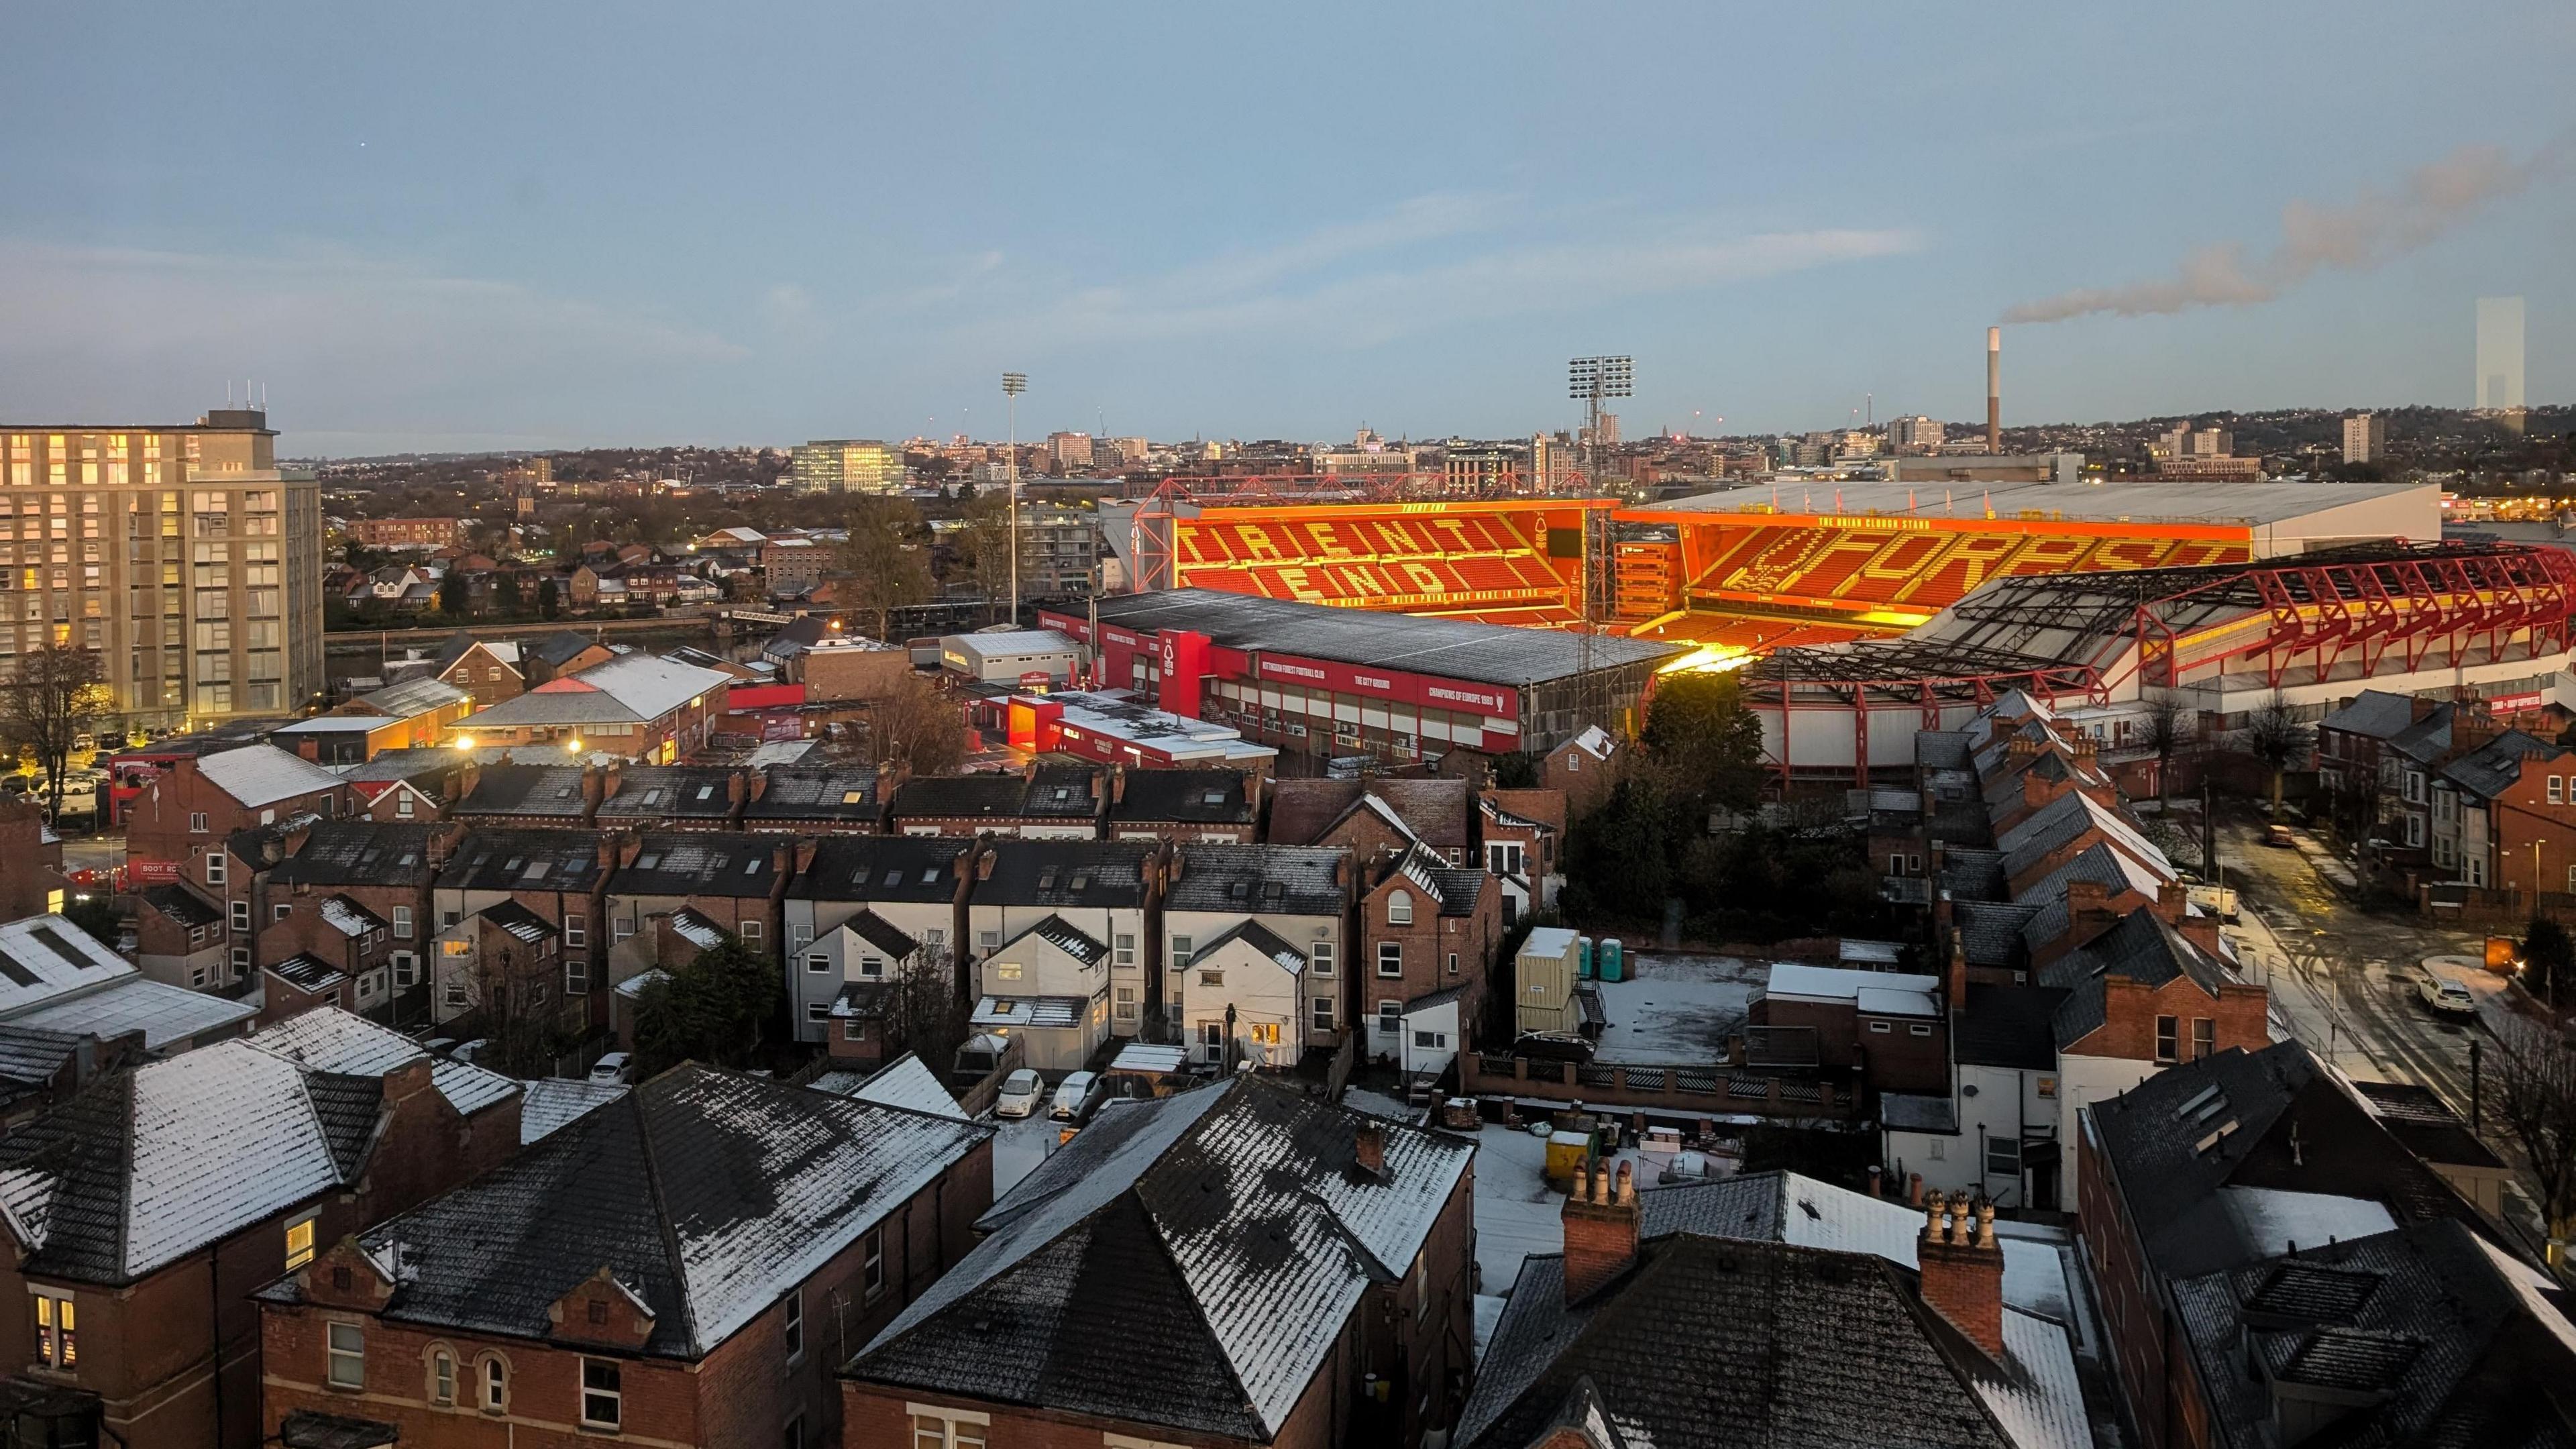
[{"x1": 2002, "y1": 143, "x2": 2545, "y2": 325}]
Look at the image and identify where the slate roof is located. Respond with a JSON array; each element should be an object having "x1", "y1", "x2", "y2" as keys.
[
  {"x1": 2347, "y1": 1079, "x2": 2509, "y2": 1171},
  {"x1": 1997, "y1": 789, "x2": 2174, "y2": 885},
  {"x1": 1955, "y1": 983, "x2": 2071, "y2": 1071},
  {"x1": 1004, "y1": 914, "x2": 1109, "y2": 968},
  {"x1": 596, "y1": 767, "x2": 740, "y2": 822},
  {"x1": 892, "y1": 765, "x2": 1102, "y2": 823},
  {"x1": 477, "y1": 900, "x2": 557, "y2": 944},
  {"x1": 435, "y1": 829, "x2": 606, "y2": 892},
  {"x1": 2016, "y1": 842, "x2": 2159, "y2": 953},
  {"x1": 743, "y1": 764, "x2": 880, "y2": 822},
  {"x1": 973, "y1": 840, "x2": 1154, "y2": 909},
  {"x1": 518, "y1": 1078, "x2": 628, "y2": 1146},
  {"x1": 1164, "y1": 843, "x2": 1346, "y2": 916},
  {"x1": 2169, "y1": 1220, "x2": 2576, "y2": 1449},
  {"x1": 0, "y1": 1023, "x2": 83, "y2": 1091},
  {"x1": 1108, "y1": 768, "x2": 1252, "y2": 826},
  {"x1": 527, "y1": 629, "x2": 606, "y2": 668},
  {"x1": 140, "y1": 883, "x2": 223, "y2": 929},
  {"x1": 246, "y1": 1006, "x2": 520, "y2": 1118},
  {"x1": 2441, "y1": 730, "x2": 2564, "y2": 801},
  {"x1": 1954, "y1": 900, "x2": 2038, "y2": 969},
  {"x1": 1941, "y1": 847, "x2": 2009, "y2": 903},
  {"x1": 2387, "y1": 705, "x2": 2457, "y2": 765},
  {"x1": 1381, "y1": 841, "x2": 1487, "y2": 918},
  {"x1": 1191, "y1": 918, "x2": 1311, "y2": 975},
  {"x1": 338, "y1": 748, "x2": 463, "y2": 786},
  {"x1": 2318, "y1": 689, "x2": 2424, "y2": 742},
  {"x1": 317, "y1": 896, "x2": 388, "y2": 938},
  {"x1": 195, "y1": 745, "x2": 346, "y2": 808},
  {"x1": 851, "y1": 1074, "x2": 1473, "y2": 1441},
  {"x1": 2087, "y1": 1040, "x2": 2484, "y2": 1283},
  {"x1": 608, "y1": 833, "x2": 782, "y2": 898},
  {"x1": 2041, "y1": 908, "x2": 2233, "y2": 1048},
  {"x1": 786, "y1": 835, "x2": 968, "y2": 904},
  {"x1": 260, "y1": 1065, "x2": 989, "y2": 1359},
  {"x1": 1269, "y1": 777, "x2": 1472, "y2": 853},
  {"x1": 453, "y1": 763, "x2": 592, "y2": 818},
  {"x1": 825, "y1": 1053, "x2": 967, "y2": 1120},
  {"x1": 842, "y1": 910, "x2": 920, "y2": 961},
  {"x1": 268, "y1": 822, "x2": 443, "y2": 888},
  {"x1": 266, "y1": 955, "x2": 350, "y2": 994}
]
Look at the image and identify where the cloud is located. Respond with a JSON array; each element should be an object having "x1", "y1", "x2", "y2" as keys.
[
  {"x1": 0, "y1": 237, "x2": 747, "y2": 431},
  {"x1": 2002, "y1": 142, "x2": 2550, "y2": 325}
]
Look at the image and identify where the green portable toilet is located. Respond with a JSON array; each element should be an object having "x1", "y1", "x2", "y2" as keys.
[
  {"x1": 1599, "y1": 937, "x2": 1624, "y2": 983},
  {"x1": 1577, "y1": 936, "x2": 1595, "y2": 979}
]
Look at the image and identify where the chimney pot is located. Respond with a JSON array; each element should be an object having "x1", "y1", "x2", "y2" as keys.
[{"x1": 1353, "y1": 1123, "x2": 1385, "y2": 1176}]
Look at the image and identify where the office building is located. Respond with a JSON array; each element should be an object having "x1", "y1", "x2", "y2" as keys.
[
  {"x1": 2343, "y1": 412, "x2": 2387, "y2": 465},
  {"x1": 1886, "y1": 415, "x2": 1945, "y2": 454},
  {"x1": 2478, "y1": 297, "x2": 2526, "y2": 412},
  {"x1": 0, "y1": 409, "x2": 323, "y2": 729},
  {"x1": 1443, "y1": 439, "x2": 1532, "y2": 492},
  {"x1": 790, "y1": 439, "x2": 903, "y2": 494}
]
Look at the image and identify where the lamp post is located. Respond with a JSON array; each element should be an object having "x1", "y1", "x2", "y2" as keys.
[{"x1": 1003, "y1": 372, "x2": 1028, "y2": 627}]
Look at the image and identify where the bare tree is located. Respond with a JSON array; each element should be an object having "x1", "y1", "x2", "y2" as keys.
[
  {"x1": 881, "y1": 945, "x2": 974, "y2": 1073},
  {"x1": 2489, "y1": 1012, "x2": 2576, "y2": 1248},
  {"x1": 0, "y1": 644, "x2": 112, "y2": 817},
  {"x1": 2243, "y1": 690, "x2": 2312, "y2": 818},
  {"x1": 2138, "y1": 695, "x2": 2190, "y2": 808},
  {"x1": 863, "y1": 674, "x2": 969, "y2": 775},
  {"x1": 835, "y1": 496, "x2": 935, "y2": 640},
  {"x1": 461, "y1": 941, "x2": 571, "y2": 1077}
]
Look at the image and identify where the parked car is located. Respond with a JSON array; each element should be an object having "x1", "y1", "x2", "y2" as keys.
[
  {"x1": 589, "y1": 1051, "x2": 635, "y2": 1085},
  {"x1": 2261, "y1": 824, "x2": 2296, "y2": 849},
  {"x1": 1050, "y1": 1070, "x2": 1108, "y2": 1123},
  {"x1": 994, "y1": 1068, "x2": 1046, "y2": 1119},
  {"x1": 2417, "y1": 974, "x2": 2477, "y2": 1017}
]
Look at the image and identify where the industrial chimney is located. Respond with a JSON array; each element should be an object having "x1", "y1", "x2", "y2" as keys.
[{"x1": 1986, "y1": 327, "x2": 2001, "y2": 453}]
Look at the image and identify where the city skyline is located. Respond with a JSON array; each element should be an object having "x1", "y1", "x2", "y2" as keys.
[{"x1": 3, "y1": 2, "x2": 2571, "y2": 456}]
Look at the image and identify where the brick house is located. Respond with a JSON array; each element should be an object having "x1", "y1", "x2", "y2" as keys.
[
  {"x1": 228, "y1": 822, "x2": 452, "y2": 1027},
  {"x1": 252, "y1": 896, "x2": 395, "y2": 1028},
  {"x1": 270, "y1": 678, "x2": 474, "y2": 767},
  {"x1": 429, "y1": 830, "x2": 612, "y2": 1034},
  {"x1": 1477, "y1": 786, "x2": 1566, "y2": 923},
  {"x1": 0, "y1": 1009, "x2": 522, "y2": 1449},
  {"x1": 340, "y1": 749, "x2": 467, "y2": 826},
  {"x1": 1159, "y1": 843, "x2": 1352, "y2": 1054},
  {"x1": 453, "y1": 653, "x2": 733, "y2": 764},
  {"x1": 741, "y1": 763, "x2": 886, "y2": 835},
  {"x1": 133, "y1": 882, "x2": 227, "y2": 991},
  {"x1": 888, "y1": 763, "x2": 1104, "y2": 839},
  {"x1": 127, "y1": 746, "x2": 354, "y2": 887},
  {"x1": 1538, "y1": 724, "x2": 1619, "y2": 816},
  {"x1": 602, "y1": 831, "x2": 792, "y2": 987},
  {"x1": 1356, "y1": 842, "x2": 1500, "y2": 1078},
  {"x1": 521, "y1": 631, "x2": 615, "y2": 686},
  {"x1": 0, "y1": 798, "x2": 67, "y2": 920},
  {"x1": 969, "y1": 840, "x2": 1161, "y2": 1033},
  {"x1": 594, "y1": 764, "x2": 747, "y2": 832},
  {"x1": 256, "y1": 1065, "x2": 991, "y2": 1449},
  {"x1": 2079, "y1": 1040, "x2": 2504, "y2": 1449},
  {"x1": 783, "y1": 837, "x2": 975, "y2": 1049},
  {"x1": 1750, "y1": 961, "x2": 1949, "y2": 1095},
  {"x1": 430, "y1": 634, "x2": 527, "y2": 707},
  {"x1": 845, "y1": 1074, "x2": 1475, "y2": 1449},
  {"x1": 1269, "y1": 775, "x2": 1475, "y2": 864},
  {"x1": 1104, "y1": 766, "x2": 1262, "y2": 843},
  {"x1": 2430, "y1": 728, "x2": 2576, "y2": 898}
]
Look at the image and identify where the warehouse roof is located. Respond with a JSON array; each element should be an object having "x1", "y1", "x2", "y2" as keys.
[
  {"x1": 195, "y1": 746, "x2": 345, "y2": 809},
  {"x1": 464, "y1": 653, "x2": 729, "y2": 729},
  {"x1": 1650, "y1": 476, "x2": 2434, "y2": 528},
  {"x1": 1082, "y1": 589, "x2": 1685, "y2": 686}
]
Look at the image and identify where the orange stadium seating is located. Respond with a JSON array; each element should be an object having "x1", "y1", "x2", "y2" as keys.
[{"x1": 1173, "y1": 508, "x2": 1580, "y2": 621}]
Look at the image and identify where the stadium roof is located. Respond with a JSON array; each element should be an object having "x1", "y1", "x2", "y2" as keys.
[
  {"x1": 1646, "y1": 477, "x2": 2435, "y2": 529},
  {"x1": 1083, "y1": 588, "x2": 1685, "y2": 686}
]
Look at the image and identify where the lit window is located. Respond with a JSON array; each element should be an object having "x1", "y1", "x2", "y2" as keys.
[
  {"x1": 580, "y1": 1358, "x2": 622, "y2": 1430},
  {"x1": 32, "y1": 1293, "x2": 74, "y2": 1370},
  {"x1": 286, "y1": 1214, "x2": 317, "y2": 1270},
  {"x1": 326, "y1": 1321, "x2": 364, "y2": 1389}
]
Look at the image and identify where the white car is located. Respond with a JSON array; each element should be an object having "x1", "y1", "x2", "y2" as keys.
[
  {"x1": 1050, "y1": 1070, "x2": 1108, "y2": 1122},
  {"x1": 589, "y1": 1051, "x2": 635, "y2": 1085},
  {"x1": 994, "y1": 1068, "x2": 1046, "y2": 1118},
  {"x1": 2417, "y1": 975, "x2": 2477, "y2": 1017}
]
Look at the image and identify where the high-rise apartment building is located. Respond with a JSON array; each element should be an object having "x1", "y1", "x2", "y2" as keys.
[
  {"x1": 790, "y1": 439, "x2": 904, "y2": 494},
  {"x1": 0, "y1": 409, "x2": 323, "y2": 729},
  {"x1": 2341, "y1": 413, "x2": 2387, "y2": 465},
  {"x1": 1048, "y1": 431, "x2": 1095, "y2": 471},
  {"x1": 1885, "y1": 415, "x2": 1945, "y2": 454},
  {"x1": 2477, "y1": 297, "x2": 2526, "y2": 412}
]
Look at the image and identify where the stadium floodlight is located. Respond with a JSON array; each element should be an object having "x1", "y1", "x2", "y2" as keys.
[{"x1": 1567, "y1": 356, "x2": 1633, "y2": 401}]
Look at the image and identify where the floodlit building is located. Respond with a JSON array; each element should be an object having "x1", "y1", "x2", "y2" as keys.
[{"x1": 790, "y1": 439, "x2": 904, "y2": 494}]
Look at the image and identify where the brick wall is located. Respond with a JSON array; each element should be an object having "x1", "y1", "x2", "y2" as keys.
[
  {"x1": 128, "y1": 757, "x2": 353, "y2": 875},
  {"x1": 2062, "y1": 977, "x2": 2267, "y2": 1064}
]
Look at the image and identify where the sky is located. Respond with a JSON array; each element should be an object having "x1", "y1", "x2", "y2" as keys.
[{"x1": 3, "y1": 2, "x2": 2573, "y2": 457}]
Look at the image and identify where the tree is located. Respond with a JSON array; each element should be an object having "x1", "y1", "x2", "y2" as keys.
[
  {"x1": 949, "y1": 492, "x2": 1016, "y2": 612},
  {"x1": 437, "y1": 572, "x2": 470, "y2": 617},
  {"x1": 2243, "y1": 690, "x2": 2312, "y2": 817},
  {"x1": 0, "y1": 645, "x2": 111, "y2": 817},
  {"x1": 2526, "y1": 916, "x2": 2575, "y2": 1010},
  {"x1": 537, "y1": 577, "x2": 561, "y2": 619},
  {"x1": 880, "y1": 945, "x2": 973, "y2": 1075},
  {"x1": 1639, "y1": 670, "x2": 1764, "y2": 813},
  {"x1": 2490, "y1": 1012, "x2": 2576, "y2": 1250},
  {"x1": 837, "y1": 497, "x2": 936, "y2": 639},
  {"x1": 1560, "y1": 775, "x2": 1679, "y2": 921},
  {"x1": 631, "y1": 936, "x2": 782, "y2": 1077},
  {"x1": 2138, "y1": 695, "x2": 2190, "y2": 808},
  {"x1": 464, "y1": 941, "x2": 572, "y2": 1077},
  {"x1": 864, "y1": 674, "x2": 969, "y2": 775},
  {"x1": 492, "y1": 572, "x2": 523, "y2": 616}
]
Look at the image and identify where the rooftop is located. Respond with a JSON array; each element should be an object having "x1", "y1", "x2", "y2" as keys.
[
  {"x1": 1646, "y1": 475, "x2": 2434, "y2": 528},
  {"x1": 1164, "y1": 843, "x2": 1346, "y2": 916},
  {"x1": 435, "y1": 828, "x2": 606, "y2": 892},
  {"x1": 464, "y1": 652, "x2": 731, "y2": 729},
  {"x1": 785, "y1": 836, "x2": 970, "y2": 904},
  {"x1": 596, "y1": 766, "x2": 742, "y2": 821},
  {"x1": 1083, "y1": 588, "x2": 1686, "y2": 687},
  {"x1": 195, "y1": 745, "x2": 346, "y2": 808}
]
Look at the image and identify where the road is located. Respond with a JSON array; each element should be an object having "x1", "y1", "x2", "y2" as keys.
[{"x1": 2212, "y1": 816, "x2": 2550, "y2": 1248}]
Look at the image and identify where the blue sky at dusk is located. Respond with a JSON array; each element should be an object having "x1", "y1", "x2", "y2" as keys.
[{"x1": 3, "y1": 1, "x2": 2571, "y2": 455}]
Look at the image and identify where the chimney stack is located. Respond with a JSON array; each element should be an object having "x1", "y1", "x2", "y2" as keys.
[
  {"x1": 1561, "y1": 1158, "x2": 1642, "y2": 1303},
  {"x1": 1917, "y1": 1191, "x2": 2006, "y2": 1356},
  {"x1": 1986, "y1": 327, "x2": 2002, "y2": 453},
  {"x1": 1353, "y1": 1122, "x2": 1385, "y2": 1177}
]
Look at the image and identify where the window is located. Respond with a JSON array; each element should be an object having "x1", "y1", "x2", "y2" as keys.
[
  {"x1": 2555, "y1": 775, "x2": 2567, "y2": 806},
  {"x1": 391, "y1": 906, "x2": 413, "y2": 940},
  {"x1": 188, "y1": 810, "x2": 207, "y2": 833},
  {"x1": 566, "y1": 959, "x2": 588, "y2": 995},
  {"x1": 1197, "y1": 969, "x2": 1223, "y2": 988},
  {"x1": 1446, "y1": 951, "x2": 1458, "y2": 977},
  {"x1": 582, "y1": 1350, "x2": 621, "y2": 1423},
  {"x1": 1115, "y1": 986, "x2": 1137, "y2": 1023},
  {"x1": 32, "y1": 1293, "x2": 74, "y2": 1370},
  {"x1": 1413, "y1": 1029, "x2": 1446, "y2": 1050},
  {"x1": 1377, "y1": 1000, "x2": 1402, "y2": 1035},
  {"x1": 231, "y1": 944, "x2": 250, "y2": 975},
  {"x1": 395, "y1": 791, "x2": 415, "y2": 819},
  {"x1": 1310, "y1": 941, "x2": 1334, "y2": 976},
  {"x1": 865, "y1": 1226, "x2": 885, "y2": 1296},
  {"x1": 1377, "y1": 942, "x2": 1402, "y2": 977},
  {"x1": 564, "y1": 914, "x2": 586, "y2": 948},
  {"x1": 2037, "y1": 1076, "x2": 2059, "y2": 1099},
  {"x1": 741, "y1": 920, "x2": 762, "y2": 941},
  {"x1": 2192, "y1": 1017, "x2": 2215, "y2": 1060},
  {"x1": 1312, "y1": 997, "x2": 1335, "y2": 1030},
  {"x1": 911, "y1": 1408, "x2": 991, "y2": 1449},
  {"x1": 326, "y1": 1321, "x2": 364, "y2": 1389},
  {"x1": 286, "y1": 1213, "x2": 318, "y2": 1270},
  {"x1": 482, "y1": 1356, "x2": 507, "y2": 1412},
  {"x1": 806, "y1": 1002, "x2": 830, "y2": 1022},
  {"x1": 1114, "y1": 932, "x2": 1136, "y2": 968},
  {"x1": 1169, "y1": 935, "x2": 1193, "y2": 970},
  {"x1": 1488, "y1": 841, "x2": 1523, "y2": 875},
  {"x1": 1386, "y1": 890, "x2": 1413, "y2": 926},
  {"x1": 807, "y1": 953, "x2": 832, "y2": 974},
  {"x1": 206, "y1": 851, "x2": 225, "y2": 886},
  {"x1": 2155, "y1": 1015, "x2": 2179, "y2": 1063},
  {"x1": 2405, "y1": 769, "x2": 2427, "y2": 805},
  {"x1": 428, "y1": 1348, "x2": 455, "y2": 1405},
  {"x1": 1909, "y1": 1022, "x2": 1933, "y2": 1036},
  {"x1": 977, "y1": 930, "x2": 999, "y2": 954},
  {"x1": 272, "y1": 902, "x2": 292, "y2": 922},
  {"x1": 1986, "y1": 1134, "x2": 2023, "y2": 1179},
  {"x1": 1869, "y1": 1020, "x2": 1892, "y2": 1034},
  {"x1": 784, "y1": 1287, "x2": 804, "y2": 1362}
]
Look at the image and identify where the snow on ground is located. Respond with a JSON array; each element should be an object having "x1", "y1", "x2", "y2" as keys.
[
  {"x1": 1342, "y1": 1086, "x2": 1419, "y2": 1123},
  {"x1": 1469, "y1": 1120, "x2": 1572, "y2": 1298},
  {"x1": 1994, "y1": 1220, "x2": 2074, "y2": 1323},
  {"x1": 991, "y1": 1110, "x2": 1061, "y2": 1199},
  {"x1": 1591, "y1": 953, "x2": 1764, "y2": 1065},
  {"x1": 1474, "y1": 1293, "x2": 1509, "y2": 1360}
]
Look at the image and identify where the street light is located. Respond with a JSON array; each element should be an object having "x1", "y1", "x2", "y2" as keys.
[{"x1": 1003, "y1": 372, "x2": 1028, "y2": 627}]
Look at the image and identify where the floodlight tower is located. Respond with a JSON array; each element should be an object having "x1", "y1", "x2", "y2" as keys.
[{"x1": 1003, "y1": 371, "x2": 1027, "y2": 625}]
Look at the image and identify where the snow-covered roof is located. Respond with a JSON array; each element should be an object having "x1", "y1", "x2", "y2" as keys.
[
  {"x1": 463, "y1": 652, "x2": 731, "y2": 729},
  {"x1": 246, "y1": 1006, "x2": 521, "y2": 1118},
  {"x1": 841, "y1": 1053, "x2": 967, "y2": 1120},
  {"x1": 1762, "y1": 963, "x2": 1941, "y2": 1007},
  {"x1": 0, "y1": 915, "x2": 133, "y2": 1013},
  {"x1": 667, "y1": 908, "x2": 728, "y2": 951},
  {"x1": 5, "y1": 976, "x2": 258, "y2": 1053},
  {"x1": 519, "y1": 1077, "x2": 629, "y2": 1145},
  {"x1": 317, "y1": 894, "x2": 387, "y2": 938},
  {"x1": 194, "y1": 745, "x2": 346, "y2": 808}
]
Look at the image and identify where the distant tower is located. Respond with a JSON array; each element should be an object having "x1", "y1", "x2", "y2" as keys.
[
  {"x1": 1985, "y1": 328, "x2": 2002, "y2": 453},
  {"x1": 2477, "y1": 297, "x2": 2526, "y2": 412}
]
